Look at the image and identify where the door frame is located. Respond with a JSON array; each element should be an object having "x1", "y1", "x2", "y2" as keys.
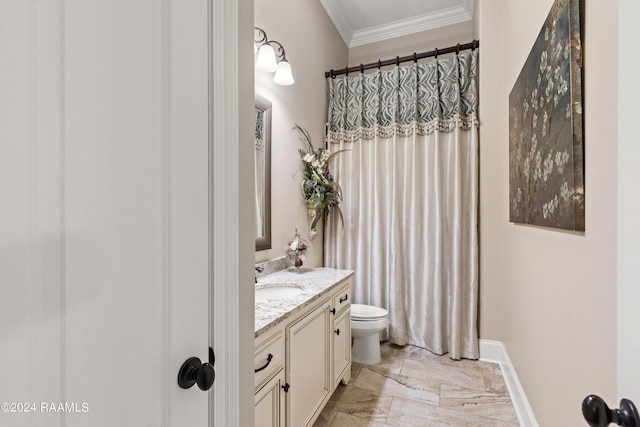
[
  {"x1": 618, "y1": 0, "x2": 640, "y2": 404},
  {"x1": 209, "y1": 0, "x2": 238, "y2": 423},
  {"x1": 208, "y1": 0, "x2": 254, "y2": 425}
]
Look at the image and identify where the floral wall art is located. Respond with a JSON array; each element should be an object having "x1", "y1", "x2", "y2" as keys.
[
  {"x1": 294, "y1": 124, "x2": 345, "y2": 241},
  {"x1": 509, "y1": 0, "x2": 584, "y2": 231}
]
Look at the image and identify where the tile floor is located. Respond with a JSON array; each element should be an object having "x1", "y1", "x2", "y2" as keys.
[{"x1": 313, "y1": 342, "x2": 520, "y2": 427}]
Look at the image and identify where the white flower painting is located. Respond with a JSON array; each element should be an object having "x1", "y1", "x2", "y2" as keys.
[{"x1": 509, "y1": 0, "x2": 584, "y2": 231}]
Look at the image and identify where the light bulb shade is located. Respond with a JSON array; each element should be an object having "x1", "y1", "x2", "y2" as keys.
[
  {"x1": 255, "y1": 44, "x2": 277, "y2": 73},
  {"x1": 273, "y1": 60, "x2": 295, "y2": 85}
]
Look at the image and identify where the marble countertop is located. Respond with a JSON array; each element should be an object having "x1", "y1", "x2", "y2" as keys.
[{"x1": 255, "y1": 267, "x2": 353, "y2": 338}]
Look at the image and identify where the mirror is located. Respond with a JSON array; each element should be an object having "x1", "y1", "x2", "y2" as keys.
[{"x1": 255, "y1": 95, "x2": 272, "y2": 251}]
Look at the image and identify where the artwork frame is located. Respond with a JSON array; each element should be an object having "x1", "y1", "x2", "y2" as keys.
[{"x1": 509, "y1": 0, "x2": 584, "y2": 231}]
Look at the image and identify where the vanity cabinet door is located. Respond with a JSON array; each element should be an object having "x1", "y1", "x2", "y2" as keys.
[
  {"x1": 332, "y1": 308, "x2": 351, "y2": 388},
  {"x1": 255, "y1": 368, "x2": 285, "y2": 427},
  {"x1": 286, "y1": 301, "x2": 331, "y2": 427}
]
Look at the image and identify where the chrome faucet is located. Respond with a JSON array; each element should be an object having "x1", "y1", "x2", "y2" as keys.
[{"x1": 254, "y1": 266, "x2": 264, "y2": 283}]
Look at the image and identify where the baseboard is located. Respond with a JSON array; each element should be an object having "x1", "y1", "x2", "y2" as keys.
[{"x1": 479, "y1": 339, "x2": 539, "y2": 427}]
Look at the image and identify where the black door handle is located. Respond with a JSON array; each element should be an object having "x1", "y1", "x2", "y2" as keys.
[
  {"x1": 178, "y1": 348, "x2": 215, "y2": 391},
  {"x1": 582, "y1": 395, "x2": 640, "y2": 427}
]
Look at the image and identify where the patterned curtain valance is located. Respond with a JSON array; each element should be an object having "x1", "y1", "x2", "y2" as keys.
[{"x1": 327, "y1": 49, "x2": 478, "y2": 144}]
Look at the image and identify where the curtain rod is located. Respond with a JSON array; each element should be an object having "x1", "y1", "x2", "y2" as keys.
[{"x1": 325, "y1": 40, "x2": 479, "y2": 79}]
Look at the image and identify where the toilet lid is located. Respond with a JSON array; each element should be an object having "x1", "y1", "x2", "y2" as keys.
[{"x1": 351, "y1": 304, "x2": 388, "y2": 320}]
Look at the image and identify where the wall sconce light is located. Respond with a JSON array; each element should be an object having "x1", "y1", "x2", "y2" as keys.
[{"x1": 254, "y1": 27, "x2": 295, "y2": 86}]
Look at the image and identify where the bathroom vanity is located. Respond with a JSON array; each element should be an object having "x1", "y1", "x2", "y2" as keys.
[{"x1": 254, "y1": 268, "x2": 353, "y2": 427}]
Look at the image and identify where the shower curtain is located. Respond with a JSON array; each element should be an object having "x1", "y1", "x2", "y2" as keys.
[{"x1": 324, "y1": 49, "x2": 479, "y2": 360}]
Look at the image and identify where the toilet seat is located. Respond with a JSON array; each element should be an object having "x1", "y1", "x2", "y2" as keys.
[{"x1": 351, "y1": 304, "x2": 388, "y2": 321}]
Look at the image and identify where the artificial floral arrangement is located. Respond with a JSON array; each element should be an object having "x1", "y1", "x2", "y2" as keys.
[
  {"x1": 284, "y1": 226, "x2": 308, "y2": 270},
  {"x1": 294, "y1": 123, "x2": 346, "y2": 240}
]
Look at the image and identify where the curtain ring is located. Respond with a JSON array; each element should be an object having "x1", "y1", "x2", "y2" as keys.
[
  {"x1": 435, "y1": 48, "x2": 438, "y2": 59},
  {"x1": 345, "y1": 66, "x2": 349, "y2": 76},
  {"x1": 330, "y1": 69, "x2": 335, "y2": 79},
  {"x1": 413, "y1": 52, "x2": 418, "y2": 63},
  {"x1": 360, "y1": 63, "x2": 364, "y2": 74},
  {"x1": 456, "y1": 43, "x2": 460, "y2": 54},
  {"x1": 377, "y1": 59, "x2": 381, "y2": 69},
  {"x1": 395, "y1": 56, "x2": 400, "y2": 66},
  {"x1": 472, "y1": 40, "x2": 477, "y2": 51}
]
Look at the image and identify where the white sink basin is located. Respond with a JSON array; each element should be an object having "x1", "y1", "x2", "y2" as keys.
[{"x1": 255, "y1": 285, "x2": 305, "y2": 301}]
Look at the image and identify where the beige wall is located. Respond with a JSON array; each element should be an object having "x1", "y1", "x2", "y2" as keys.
[
  {"x1": 476, "y1": 0, "x2": 506, "y2": 344},
  {"x1": 478, "y1": 0, "x2": 618, "y2": 425},
  {"x1": 254, "y1": 1, "x2": 348, "y2": 266}
]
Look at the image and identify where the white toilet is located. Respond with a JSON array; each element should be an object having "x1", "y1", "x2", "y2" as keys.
[{"x1": 350, "y1": 304, "x2": 389, "y2": 365}]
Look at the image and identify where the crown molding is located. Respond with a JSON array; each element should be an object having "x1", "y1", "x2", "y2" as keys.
[
  {"x1": 320, "y1": 0, "x2": 354, "y2": 47},
  {"x1": 350, "y1": 5, "x2": 472, "y2": 47},
  {"x1": 322, "y1": 0, "x2": 474, "y2": 48}
]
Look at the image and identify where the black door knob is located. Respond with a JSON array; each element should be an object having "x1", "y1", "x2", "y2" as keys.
[
  {"x1": 582, "y1": 395, "x2": 640, "y2": 427},
  {"x1": 583, "y1": 395, "x2": 613, "y2": 426},
  {"x1": 178, "y1": 355, "x2": 215, "y2": 391}
]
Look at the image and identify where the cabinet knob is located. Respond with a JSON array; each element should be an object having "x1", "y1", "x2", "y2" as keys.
[
  {"x1": 334, "y1": 328, "x2": 340, "y2": 336},
  {"x1": 282, "y1": 383, "x2": 290, "y2": 393},
  {"x1": 330, "y1": 308, "x2": 336, "y2": 315}
]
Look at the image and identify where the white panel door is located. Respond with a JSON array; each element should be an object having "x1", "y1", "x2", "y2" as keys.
[{"x1": 0, "y1": 1, "x2": 214, "y2": 426}]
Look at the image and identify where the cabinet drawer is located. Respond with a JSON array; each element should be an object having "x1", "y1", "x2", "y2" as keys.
[
  {"x1": 255, "y1": 329, "x2": 284, "y2": 390},
  {"x1": 332, "y1": 283, "x2": 351, "y2": 314}
]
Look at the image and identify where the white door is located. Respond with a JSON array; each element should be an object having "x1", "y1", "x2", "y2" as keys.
[{"x1": 0, "y1": 1, "x2": 216, "y2": 425}]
